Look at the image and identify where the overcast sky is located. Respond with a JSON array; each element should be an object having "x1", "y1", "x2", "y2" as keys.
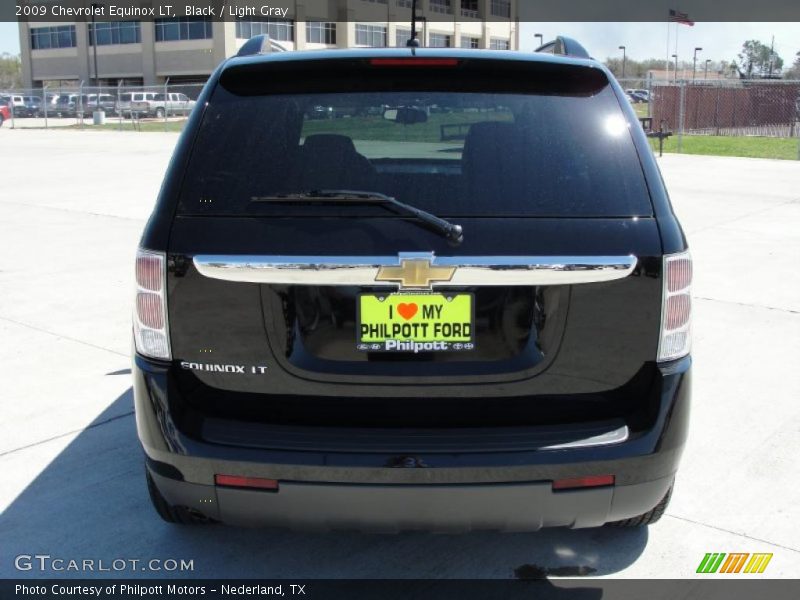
[
  {"x1": 518, "y1": 22, "x2": 799, "y2": 66},
  {"x1": 1, "y1": 20, "x2": 797, "y2": 66}
]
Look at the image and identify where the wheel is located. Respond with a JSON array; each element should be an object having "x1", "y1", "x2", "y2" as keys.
[
  {"x1": 155, "y1": 107, "x2": 165, "y2": 119},
  {"x1": 0, "y1": 114, "x2": 4, "y2": 127},
  {"x1": 145, "y1": 466, "x2": 215, "y2": 525},
  {"x1": 607, "y1": 485, "x2": 672, "y2": 527}
]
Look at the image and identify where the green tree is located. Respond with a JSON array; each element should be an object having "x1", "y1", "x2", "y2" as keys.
[
  {"x1": 785, "y1": 51, "x2": 800, "y2": 79},
  {"x1": 737, "y1": 40, "x2": 784, "y2": 78},
  {"x1": 0, "y1": 53, "x2": 22, "y2": 89}
]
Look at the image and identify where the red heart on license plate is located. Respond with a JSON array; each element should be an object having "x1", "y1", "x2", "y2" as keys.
[{"x1": 397, "y1": 303, "x2": 418, "y2": 320}]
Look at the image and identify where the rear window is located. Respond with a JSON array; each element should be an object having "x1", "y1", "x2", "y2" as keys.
[{"x1": 179, "y1": 61, "x2": 652, "y2": 218}]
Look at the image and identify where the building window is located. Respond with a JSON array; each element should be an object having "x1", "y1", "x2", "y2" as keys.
[
  {"x1": 460, "y1": 36, "x2": 480, "y2": 49},
  {"x1": 363, "y1": 0, "x2": 388, "y2": 3},
  {"x1": 355, "y1": 24, "x2": 386, "y2": 47},
  {"x1": 306, "y1": 22, "x2": 336, "y2": 44},
  {"x1": 155, "y1": 18, "x2": 213, "y2": 42},
  {"x1": 395, "y1": 28, "x2": 411, "y2": 47},
  {"x1": 429, "y1": 0, "x2": 452, "y2": 14},
  {"x1": 490, "y1": 0, "x2": 511, "y2": 18},
  {"x1": 396, "y1": 0, "x2": 413, "y2": 7},
  {"x1": 30, "y1": 26, "x2": 77, "y2": 50},
  {"x1": 89, "y1": 21, "x2": 141, "y2": 46},
  {"x1": 236, "y1": 19, "x2": 294, "y2": 42},
  {"x1": 490, "y1": 37, "x2": 510, "y2": 50},
  {"x1": 460, "y1": 0, "x2": 479, "y2": 18},
  {"x1": 429, "y1": 33, "x2": 451, "y2": 48}
]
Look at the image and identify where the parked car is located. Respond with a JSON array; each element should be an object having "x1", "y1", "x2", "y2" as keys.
[
  {"x1": 0, "y1": 94, "x2": 26, "y2": 116},
  {"x1": 85, "y1": 93, "x2": 117, "y2": 115},
  {"x1": 135, "y1": 39, "x2": 691, "y2": 531},
  {"x1": 39, "y1": 93, "x2": 60, "y2": 116},
  {"x1": 130, "y1": 92, "x2": 196, "y2": 118},
  {"x1": 625, "y1": 88, "x2": 650, "y2": 103},
  {"x1": 117, "y1": 92, "x2": 157, "y2": 118},
  {"x1": 53, "y1": 94, "x2": 87, "y2": 117},
  {"x1": 0, "y1": 100, "x2": 10, "y2": 126},
  {"x1": 22, "y1": 96, "x2": 42, "y2": 117}
]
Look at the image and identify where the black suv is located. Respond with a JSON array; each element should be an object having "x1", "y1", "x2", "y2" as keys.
[{"x1": 134, "y1": 38, "x2": 691, "y2": 531}]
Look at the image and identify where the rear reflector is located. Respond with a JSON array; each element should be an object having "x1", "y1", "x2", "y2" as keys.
[
  {"x1": 215, "y1": 474, "x2": 279, "y2": 491},
  {"x1": 552, "y1": 475, "x2": 615, "y2": 491},
  {"x1": 370, "y1": 58, "x2": 459, "y2": 67},
  {"x1": 133, "y1": 248, "x2": 171, "y2": 360},
  {"x1": 658, "y1": 250, "x2": 693, "y2": 362}
]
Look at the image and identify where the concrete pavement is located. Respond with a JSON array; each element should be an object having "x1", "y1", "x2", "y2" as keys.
[{"x1": 0, "y1": 130, "x2": 798, "y2": 578}]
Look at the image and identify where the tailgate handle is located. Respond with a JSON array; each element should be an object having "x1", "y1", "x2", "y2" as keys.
[{"x1": 192, "y1": 253, "x2": 637, "y2": 289}]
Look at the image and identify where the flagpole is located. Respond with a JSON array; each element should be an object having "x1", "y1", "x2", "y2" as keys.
[
  {"x1": 666, "y1": 18, "x2": 671, "y2": 82},
  {"x1": 674, "y1": 20, "x2": 679, "y2": 82}
]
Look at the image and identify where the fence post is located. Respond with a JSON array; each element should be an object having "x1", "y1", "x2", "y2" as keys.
[
  {"x1": 164, "y1": 78, "x2": 169, "y2": 132},
  {"x1": 79, "y1": 80, "x2": 84, "y2": 130},
  {"x1": 677, "y1": 80, "x2": 686, "y2": 153},
  {"x1": 117, "y1": 81, "x2": 123, "y2": 131},
  {"x1": 43, "y1": 83, "x2": 48, "y2": 129}
]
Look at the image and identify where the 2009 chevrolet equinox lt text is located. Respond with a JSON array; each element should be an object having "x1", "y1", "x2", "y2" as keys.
[{"x1": 133, "y1": 37, "x2": 692, "y2": 532}]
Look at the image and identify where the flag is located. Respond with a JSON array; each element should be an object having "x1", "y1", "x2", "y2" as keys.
[{"x1": 669, "y1": 9, "x2": 695, "y2": 26}]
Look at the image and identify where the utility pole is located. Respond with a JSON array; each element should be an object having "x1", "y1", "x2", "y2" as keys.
[
  {"x1": 90, "y1": 9, "x2": 99, "y2": 88},
  {"x1": 768, "y1": 35, "x2": 775, "y2": 77}
]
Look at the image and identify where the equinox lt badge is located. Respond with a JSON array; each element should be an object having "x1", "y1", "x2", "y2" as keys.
[{"x1": 180, "y1": 362, "x2": 268, "y2": 374}]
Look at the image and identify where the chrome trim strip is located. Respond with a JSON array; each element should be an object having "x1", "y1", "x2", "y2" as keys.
[
  {"x1": 541, "y1": 424, "x2": 629, "y2": 450},
  {"x1": 192, "y1": 253, "x2": 637, "y2": 287}
]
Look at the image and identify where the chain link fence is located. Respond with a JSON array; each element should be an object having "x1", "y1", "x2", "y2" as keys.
[
  {"x1": 0, "y1": 83, "x2": 205, "y2": 131},
  {"x1": 618, "y1": 77, "x2": 800, "y2": 159}
]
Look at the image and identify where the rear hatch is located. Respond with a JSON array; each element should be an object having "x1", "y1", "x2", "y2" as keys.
[{"x1": 165, "y1": 55, "x2": 663, "y2": 430}]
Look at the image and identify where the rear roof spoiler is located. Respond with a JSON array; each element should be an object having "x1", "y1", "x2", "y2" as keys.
[
  {"x1": 534, "y1": 36, "x2": 591, "y2": 60},
  {"x1": 236, "y1": 34, "x2": 289, "y2": 57}
]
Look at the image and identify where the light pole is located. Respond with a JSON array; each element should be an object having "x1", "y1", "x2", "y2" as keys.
[
  {"x1": 534, "y1": 33, "x2": 543, "y2": 48},
  {"x1": 692, "y1": 47, "x2": 703, "y2": 81},
  {"x1": 704, "y1": 59, "x2": 711, "y2": 79},
  {"x1": 619, "y1": 45, "x2": 626, "y2": 79},
  {"x1": 671, "y1": 54, "x2": 678, "y2": 82},
  {"x1": 89, "y1": 3, "x2": 103, "y2": 88}
]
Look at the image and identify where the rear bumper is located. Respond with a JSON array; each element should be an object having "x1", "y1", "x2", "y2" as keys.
[
  {"x1": 135, "y1": 355, "x2": 690, "y2": 530},
  {"x1": 149, "y1": 469, "x2": 674, "y2": 532}
]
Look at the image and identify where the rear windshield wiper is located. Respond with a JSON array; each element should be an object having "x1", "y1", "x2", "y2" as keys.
[{"x1": 250, "y1": 190, "x2": 464, "y2": 244}]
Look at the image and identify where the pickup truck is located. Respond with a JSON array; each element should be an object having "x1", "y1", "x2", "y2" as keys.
[{"x1": 130, "y1": 92, "x2": 196, "y2": 118}]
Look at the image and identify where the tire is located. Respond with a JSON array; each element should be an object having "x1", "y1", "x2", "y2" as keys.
[
  {"x1": 145, "y1": 466, "x2": 215, "y2": 525},
  {"x1": 0, "y1": 114, "x2": 4, "y2": 127},
  {"x1": 155, "y1": 107, "x2": 165, "y2": 119},
  {"x1": 607, "y1": 485, "x2": 673, "y2": 527}
]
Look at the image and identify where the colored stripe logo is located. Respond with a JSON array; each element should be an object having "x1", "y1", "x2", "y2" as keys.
[{"x1": 697, "y1": 553, "x2": 773, "y2": 574}]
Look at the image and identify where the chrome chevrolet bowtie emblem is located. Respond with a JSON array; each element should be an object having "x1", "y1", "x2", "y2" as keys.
[{"x1": 375, "y1": 257, "x2": 456, "y2": 289}]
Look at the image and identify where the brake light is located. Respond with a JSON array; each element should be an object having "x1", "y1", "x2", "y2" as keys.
[
  {"x1": 133, "y1": 248, "x2": 171, "y2": 360},
  {"x1": 552, "y1": 475, "x2": 615, "y2": 490},
  {"x1": 215, "y1": 474, "x2": 279, "y2": 491},
  {"x1": 370, "y1": 58, "x2": 459, "y2": 67},
  {"x1": 658, "y1": 251, "x2": 692, "y2": 362}
]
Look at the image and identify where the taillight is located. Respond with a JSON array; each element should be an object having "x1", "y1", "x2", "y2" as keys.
[
  {"x1": 658, "y1": 251, "x2": 692, "y2": 362},
  {"x1": 133, "y1": 248, "x2": 171, "y2": 360}
]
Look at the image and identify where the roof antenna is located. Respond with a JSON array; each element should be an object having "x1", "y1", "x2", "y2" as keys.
[{"x1": 406, "y1": 0, "x2": 420, "y2": 47}]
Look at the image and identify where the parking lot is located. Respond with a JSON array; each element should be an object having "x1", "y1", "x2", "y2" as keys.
[{"x1": 0, "y1": 129, "x2": 798, "y2": 579}]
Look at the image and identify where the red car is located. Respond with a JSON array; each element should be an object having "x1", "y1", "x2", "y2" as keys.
[{"x1": 0, "y1": 101, "x2": 10, "y2": 126}]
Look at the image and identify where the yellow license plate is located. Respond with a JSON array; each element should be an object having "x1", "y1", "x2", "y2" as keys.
[{"x1": 357, "y1": 293, "x2": 474, "y2": 352}]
